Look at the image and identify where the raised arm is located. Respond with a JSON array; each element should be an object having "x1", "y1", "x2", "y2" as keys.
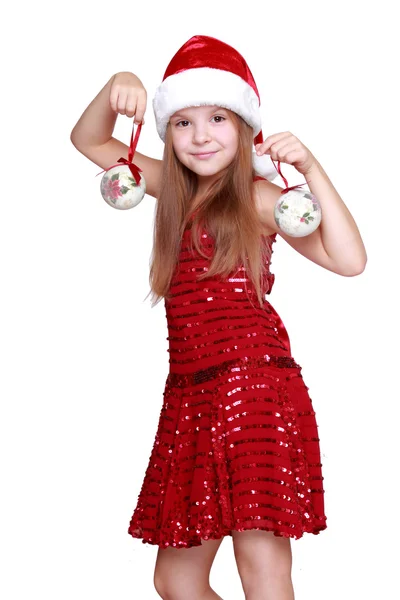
[{"x1": 70, "y1": 73, "x2": 162, "y2": 199}]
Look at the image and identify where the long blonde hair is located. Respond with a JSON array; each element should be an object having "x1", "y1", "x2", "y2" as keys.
[{"x1": 147, "y1": 111, "x2": 274, "y2": 309}]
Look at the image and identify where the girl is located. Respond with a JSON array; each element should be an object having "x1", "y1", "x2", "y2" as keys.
[{"x1": 71, "y1": 35, "x2": 367, "y2": 600}]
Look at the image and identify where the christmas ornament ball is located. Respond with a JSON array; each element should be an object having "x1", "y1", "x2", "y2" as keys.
[
  {"x1": 100, "y1": 164, "x2": 146, "y2": 210},
  {"x1": 274, "y1": 188, "x2": 321, "y2": 237}
]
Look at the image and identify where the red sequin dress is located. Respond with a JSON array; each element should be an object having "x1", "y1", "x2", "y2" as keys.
[{"x1": 128, "y1": 206, "x2": 327, "y2": 549}]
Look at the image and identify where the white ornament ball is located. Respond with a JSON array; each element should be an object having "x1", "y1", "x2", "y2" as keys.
[
  {"x1": 274, "y1": 188, "x2": 322, "y2": 237},
  {"x1": 100, "y1": 164, "x2": 146, "y2": 210}
]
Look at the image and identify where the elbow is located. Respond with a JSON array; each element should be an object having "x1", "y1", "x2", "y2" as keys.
[
  {"x1": 339, "y1": 248, "x2": 368, "y2": 276},
  {"x1": 340, "y1": 258, "x2": 367, "y2": 277},
  {"x1": 353, "y1": 253, "x2": 368, "y2": 276},
  {"x1": 70, "y1": 127, "x2": 83, "y2": 148},
  {"x1": 70, "y1": 131, "x2": 79, "y2": 147}
]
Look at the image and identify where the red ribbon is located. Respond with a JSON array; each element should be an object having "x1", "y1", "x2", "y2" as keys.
[
  {"x1": 271, "y1": 159, "x2": 306, "y2": 195},
  {"x1": 96, "y1": 121, "x2": 143, "y2": 185}
]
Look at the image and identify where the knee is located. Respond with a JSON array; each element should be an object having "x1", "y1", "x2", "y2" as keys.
[
  {"x1": 236, "y1": 554, "x2": 292, "y2": 581},
  {"x1": 236, "y1": 553, "x2": 293, "y2": 599},
  {"x1": 153, "y1": 572, "x2": 170, "y2": 600},
  {"x1": 233, "y1": 530, "x2": 293, "y2": 589},
  {"x1": 154, "y1": 572, "x2": 205, "y2": 600},
  {"x1": 153, "y1": 572, "x2": 171, "y2": 600}
]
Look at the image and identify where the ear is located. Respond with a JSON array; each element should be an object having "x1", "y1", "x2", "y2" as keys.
[{"x1": 252, "y1": 152, "x2": 279, "y2": 181}]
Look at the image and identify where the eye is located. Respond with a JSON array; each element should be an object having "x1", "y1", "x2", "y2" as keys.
[
  {"x1": 212, "y1": 115, "x2": 226, "y2": 123},
  {"x1": 176, "y1": 120, "x2": 190, "y2": 127}
]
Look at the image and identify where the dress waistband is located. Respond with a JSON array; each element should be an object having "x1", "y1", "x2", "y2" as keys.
[{"x1": 167, "y1": 354, "x2": 301, "y2": 388}]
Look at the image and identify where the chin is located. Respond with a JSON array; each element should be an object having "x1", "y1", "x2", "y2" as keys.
[{"x1": 188, "y1": 158, "x2": 232, "y2": 176}]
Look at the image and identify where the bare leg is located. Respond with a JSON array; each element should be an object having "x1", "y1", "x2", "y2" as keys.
[
  {"x1": 232, "y1": 530, "x2": 295, "y2": 600},
  {"x1": 154, "y1": 537, "x2": 225, "y2": 600}
]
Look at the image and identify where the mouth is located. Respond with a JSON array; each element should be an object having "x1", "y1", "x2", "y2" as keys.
[{"x1": 191, "y1": 151, "x2": 218, "y2": 159}]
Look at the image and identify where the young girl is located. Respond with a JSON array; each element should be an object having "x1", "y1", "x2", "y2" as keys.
[{"x1": 71, "y1": 35, "x2": 367, "y2": 600}]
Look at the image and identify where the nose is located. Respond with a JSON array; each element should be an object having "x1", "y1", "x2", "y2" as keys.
[{"x1": 192, "y1": 123, "x2": 211, "y2": 145}]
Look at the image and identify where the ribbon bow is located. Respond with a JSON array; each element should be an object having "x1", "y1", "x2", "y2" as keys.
[{"x1": 96, "y1": 122, "x2": 143, "y2": 185}]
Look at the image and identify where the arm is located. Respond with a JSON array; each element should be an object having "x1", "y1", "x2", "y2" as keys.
[
  {"x1": 303, "y1": 158, "x2": 367, "y2": 275},
  {"x1": 255, "y1": 174, "x2": 367, "y2": 277},
  {"x1": 255, "y1": 132, "x2": 367, "y2": 276},
  {"x1": 70, "y1": 74, "x2": 119, "y2": 146},
  {"x1": 70, "y1": 74, "x2": 162, "y2": 198}
]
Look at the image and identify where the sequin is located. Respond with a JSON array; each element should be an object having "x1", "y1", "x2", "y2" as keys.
[{"x1": 128, "y1": 198, "x2": 327, "y2": 549}]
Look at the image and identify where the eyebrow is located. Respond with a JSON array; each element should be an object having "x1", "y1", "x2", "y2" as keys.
[{"x1": 171, "y1": 106, "x2": 228, "y2": 120}]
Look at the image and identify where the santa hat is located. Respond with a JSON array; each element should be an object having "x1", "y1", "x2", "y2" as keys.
[{"x1": 152, "y1": 35, "x2": 278, "y2": 181}]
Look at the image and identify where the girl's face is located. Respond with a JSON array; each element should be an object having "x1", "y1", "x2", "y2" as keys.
[{"x1": 169, "y1": 105, "x2": 239, "y2": 187}]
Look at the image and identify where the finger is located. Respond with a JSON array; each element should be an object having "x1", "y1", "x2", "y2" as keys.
[
  {"x1": 272, "y1": 140, "x2": 293, "y2": 154},
  {"x1": 275, "y1": 141, "x2": 301, "y2": 158},
  {"x1": 135, "y1": 92, "x2": 147, "y2": 124},
  {"x1": 109, "y1": 86, "x2": 119, "y2": 113},
  {"x1": 125, "y1": 96, "x2": 138, "y2": 119},
  {"x1": 264, "y1": 132, "x2": 292, "y2": 147},
  {"x1": 256, "y1": 142, "x2": 269, "y2": 155},
  {"x1": 117, "y1": 90, "x2": 128, "y2": 115},
  {"x1": 272, "y1": 142, "x2": 300, "y2": 162}
]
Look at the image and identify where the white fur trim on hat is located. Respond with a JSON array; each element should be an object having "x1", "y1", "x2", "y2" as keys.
[{"x1": 153, "y1": 67, "x2": 262, "y2": 142}]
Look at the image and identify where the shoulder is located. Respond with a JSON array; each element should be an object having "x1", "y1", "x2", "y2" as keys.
[{"x1": 252, "y1": 178, "x2": 283, "y2": 236}]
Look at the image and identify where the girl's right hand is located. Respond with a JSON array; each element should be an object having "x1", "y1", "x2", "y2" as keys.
[{"x1": 110, "y1": 72, "x2": 147, "y2": 124}]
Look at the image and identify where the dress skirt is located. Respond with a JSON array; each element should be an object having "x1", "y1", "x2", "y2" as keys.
[{"x1": 128, "y1": 352, "x2": 327, "y2": 549}]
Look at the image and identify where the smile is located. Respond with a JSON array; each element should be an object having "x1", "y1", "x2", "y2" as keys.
[{"x1": 192, "y1": 151, "x2": 218, "y2": 159}]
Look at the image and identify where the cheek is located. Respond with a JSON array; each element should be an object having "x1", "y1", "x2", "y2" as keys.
[
  {"x1": 221, "y1": 125, "x2": 238, "y2": 148},
  {"x1": 171, "y1": 140, "x2": 182, "y2": 158},
  {"x1": 224, "y1": 132, "x2": 239, "y2": 155},
  {"x1": 171, "y1": 134, "x2": 187, "y2": 156}
]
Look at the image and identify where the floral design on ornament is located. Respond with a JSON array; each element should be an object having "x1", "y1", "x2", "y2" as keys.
[
  {"x1": 100, "y1": 172, "x2": 138, "y2": 205},
  {"x1": 276, "y1": 192, "x2": 319, "y2": 227}
]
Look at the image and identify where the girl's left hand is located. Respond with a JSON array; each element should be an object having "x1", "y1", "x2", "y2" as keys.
[{"x1": 255, "y1": 132, "x2": 317, "y2": 177}]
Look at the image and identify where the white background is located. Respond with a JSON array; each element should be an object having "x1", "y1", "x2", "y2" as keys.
[{"x1": 1, "y1": 0, "x2": 398, "y2": 598}]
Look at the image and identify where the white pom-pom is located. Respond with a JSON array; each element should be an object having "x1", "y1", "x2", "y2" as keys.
[{"x1": 252, "y1": 152, "x2": 279, "y2": 181}]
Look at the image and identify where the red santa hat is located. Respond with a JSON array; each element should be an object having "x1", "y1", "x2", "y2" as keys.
[{"x1": 152, "y1": 35, "x2": 278, "y2": 181}]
